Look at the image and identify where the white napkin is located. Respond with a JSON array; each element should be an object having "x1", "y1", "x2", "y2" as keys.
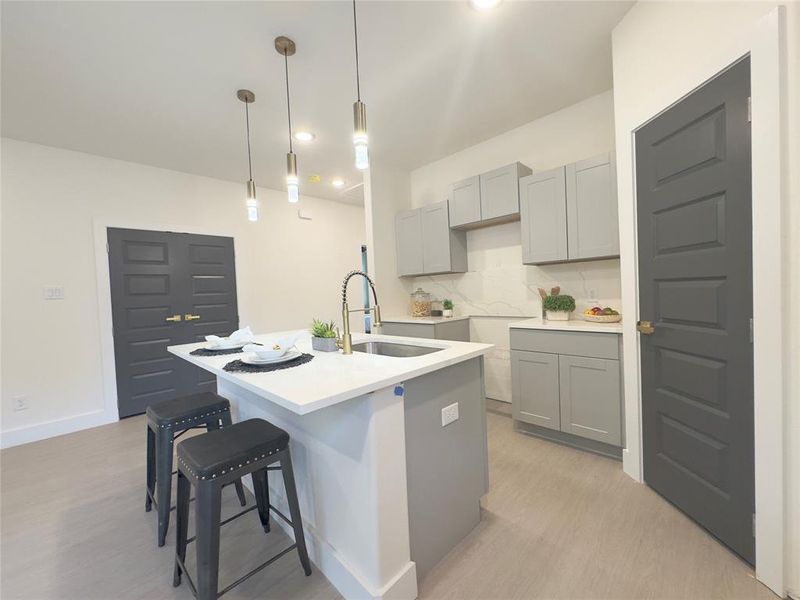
[
  {"x1": 205, "y1": 326, "x2": 254, "y2": 348},
  {"x1": 243, "y1": 332, "x2": 301, "y2": 358}
]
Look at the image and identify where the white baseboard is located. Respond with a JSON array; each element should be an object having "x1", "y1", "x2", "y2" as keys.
[{"x1": 0, "y1": 409, "x2": 117, "y2": 449}]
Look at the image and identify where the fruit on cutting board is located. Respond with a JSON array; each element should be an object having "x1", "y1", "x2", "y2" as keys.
[{"x1": 583, "y1": 306, "x2": 619, "y2": 316}]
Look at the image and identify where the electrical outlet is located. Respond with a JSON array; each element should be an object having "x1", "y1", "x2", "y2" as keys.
[
  {"x1": 43, "y1": 286, "x2": 65, "y2": 300},
  {"x1": 441, "y1": 402, "x2": 459, "y2": 427},
  {"x1": 12, "y1": 395, "x2": 29, "y2": 411}
]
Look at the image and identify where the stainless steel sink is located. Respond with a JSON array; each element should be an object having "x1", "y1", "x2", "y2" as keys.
[{"x1": 351, "y1": 341, "x2": 444, "y2": 358}]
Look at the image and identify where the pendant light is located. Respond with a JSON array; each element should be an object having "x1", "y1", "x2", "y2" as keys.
[
  {"x1": 275, "y1": 36, "x2": 299, "y2": 203},
  {"x1": 237, "y1": 89, "x2": 259, "y2": 221},
  {"x1": 351, "y1": 0, "x2": 369, "y2": 170}
]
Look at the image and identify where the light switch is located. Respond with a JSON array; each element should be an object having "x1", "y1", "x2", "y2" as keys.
[{"x1": 43, "y1": 286, "x2": 65, "y2": 300}]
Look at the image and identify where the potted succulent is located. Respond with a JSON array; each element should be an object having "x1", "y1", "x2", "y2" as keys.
[
  {"x1": 542, "y1": 294, "x2": 576, "y2": 321},
  {"x1": 310, "y1": 319, "x2": 338, "y2": 352},
  {"x1": 443, "y1": 299, "x2": 454, "y2": 318}
]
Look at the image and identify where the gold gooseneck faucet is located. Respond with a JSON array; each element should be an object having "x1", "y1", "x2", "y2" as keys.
[{"x1": 338, "y1": 270, "x2": 381, "y2": 354}]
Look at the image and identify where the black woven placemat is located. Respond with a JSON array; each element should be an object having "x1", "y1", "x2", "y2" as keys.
[
  {"x1": 190, "y1": 343, "x2": 262, "y2": 357},
  {"x1": 223, "y1": 353, "x2": 314, "y2": 373}
]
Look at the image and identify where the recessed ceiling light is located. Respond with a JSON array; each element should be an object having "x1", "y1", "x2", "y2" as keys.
[
  {"x1": 331, "y1": 178, "x2": 346, "y2": 189},
  {"x1": 293, "y1": 131, "x2": 315, "y2": 142},
  {"x1": 469, "y1": 0, "x2": 501, "y2": 10}
]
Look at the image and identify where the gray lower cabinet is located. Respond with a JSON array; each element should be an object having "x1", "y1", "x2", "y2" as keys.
[
  {"x1": 519, "y1": 152, "x2": 618, "y2": 265},
  {"x1": 381, "y1": 319, "x2": 470, "y2": 342},
  {"x1": 395, "y1": 200, "x2": 467, "y2": 277},
  {"x1": 558, "y1": 355, "x2": 621, "y2": 445},
  {"x1": 510, "y1": 328, "x2": 623, "y2": 450},
  {"x1": 511, "y1": 350, "x2": 560, "y2": 430}
]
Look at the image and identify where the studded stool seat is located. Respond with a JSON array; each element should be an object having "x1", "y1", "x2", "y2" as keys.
[
  {"x1": 173, "y1": 418, "x2": 311, "y2": 600},
  {"x1": 145, "y1": 392, "x2": 246, "y2": 547}
]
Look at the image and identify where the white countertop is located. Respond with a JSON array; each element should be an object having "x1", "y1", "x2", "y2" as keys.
[
  {"x1": 381, "y1": 315, "x2": 471, "y2": 325},
  {"x1": 168, "y1": 331, "x2": 493, "y2": 416},
  {"x1": 508, "y1": 317, "x2": 623, "y2": 334}
]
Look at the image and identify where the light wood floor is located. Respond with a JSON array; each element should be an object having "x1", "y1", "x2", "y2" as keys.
[{"x1": 1, "y1": 401, "x2": 774, "y2": 600}]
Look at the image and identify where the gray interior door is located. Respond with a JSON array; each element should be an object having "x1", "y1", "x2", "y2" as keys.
[
  {"x1": 108, "y1": 228, "x2": 239, "y2": 418},
  {"x1": 635, "y1": 57, "x2": 753, "y2": 564}
]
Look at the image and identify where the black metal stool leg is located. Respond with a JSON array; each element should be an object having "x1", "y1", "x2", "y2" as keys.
[
  {"x1": 279, "y1": 449, "x2": 312, "y2": 576},
  {"x1": 155, "y1": 427, "x2": 174, "y2": 547},
  {"x1": 145, "y1": 425, "x2": 155, "y2": 512},
  {"x1": 195, "y1": 481, "x2": 222, "y2": 600},
  {"x1": 173, "y1": 470, "x2": 191, "y2": 587},
  {"x1": 251, "y1": 468, "x2": 271, "y2": 533},
  {"x1": 219, "y1": 411, "x2": 247, "y2": 507}
]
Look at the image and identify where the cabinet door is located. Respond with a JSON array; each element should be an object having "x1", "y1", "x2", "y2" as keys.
[
  {"x1": 395, "y1": 209, "x2": 424, "y2": 276},
  {"x1": 511, "y1": 350, "x2": 560, "y2": 430},
  {"x1": 558, "y1": 355, "x2": 621, "y2": 445},
  {"x1": 421, "y1": 201, "x2": 453, "y2": 274},
  {"x1": 519, "y1": 167, "x2": 568, "y2": 264},
  {"x1": 480, "y1": 163, "x2": 526, "y2": 221},
  {"x1": 448, "y1": 176, "x2": 481, "y2": 228},
  {"x1": 566, "y1": 153, "x2": 619, "y2": 260}
]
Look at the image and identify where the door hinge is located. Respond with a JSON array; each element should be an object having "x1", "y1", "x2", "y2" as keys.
[
  {"x1": 749, "y1": 318, "x2": 754, "y2": 343},
  {"x1": 106, "y1": 242, "x2": 110, "y2": 254},
  {"x1": 747, "y1": 96, "x2": 752, "y2": 122},
  {"x1": 752, "y1": 513, "x2": 756, "y2": 537}
]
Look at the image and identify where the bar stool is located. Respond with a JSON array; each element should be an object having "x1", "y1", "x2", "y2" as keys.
[
  {"x1": 145, "y1": 392, "x2": 247, "y2": 546},
  {"x1": 173, "y1": 418, "x2": 311, "y2": 600}
]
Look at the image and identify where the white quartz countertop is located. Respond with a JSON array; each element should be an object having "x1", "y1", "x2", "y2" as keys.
[
  {"x1": 508, "y1": 317, "x2": 623, "y2": 334},
  {"x1": 168, "y1": 331, "x2": 493, "y2": 416},
  {"x1": 381, "y1": 315, "x2": 470, "y2": 325}
]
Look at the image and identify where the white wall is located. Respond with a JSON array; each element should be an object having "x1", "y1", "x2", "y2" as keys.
[
  {"x1": 612, "y1": 2, "x2": 799, "y2": 596},
  {"x1": 0, "y1": 138, "x2": 366, "y2": 446},
  {"x1": 408, "y1": 91, "x2": 621, "y2": 402}
]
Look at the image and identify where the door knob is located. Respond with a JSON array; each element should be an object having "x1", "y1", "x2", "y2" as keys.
[
  {"x1": 637, "y1": 320, "x2": 655, "y2": 335},
  {"x1": 165, "y1": 314, "x2": 182, "y2": 322},
  {"x1": 184, "y1": 314, "x2": 201, "y2": 321}
]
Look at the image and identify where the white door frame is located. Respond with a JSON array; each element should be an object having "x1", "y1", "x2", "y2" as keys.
[
  {"x1": 616, "y1": 8, "x2": 786, "y2": 596},
  {"x1": 92, "y1": 218, "x2": 242, "y2": 424}
]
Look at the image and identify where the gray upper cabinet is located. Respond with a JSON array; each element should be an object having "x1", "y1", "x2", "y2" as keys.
[
  {"x1": 396, "y1": 200, "x2": 467, "y2": 277},
  {"x1": 558, "y1": 355, "x2": 621, "y2": 446},
  {"x1": 519, "y1": 167, "x2": 568, "y2": 264},
  {"x1": 480, "y1": 162, "x2": 533, "y2": 222},
  {"x1": 520, "y1": 152, "x2": 619, "y2": 265},
  {"x1": 449, "y1": 163, "x2": 532, "y2": 230},
  {"x1": 448, "y1": 176, "x2": 481, "y2": 228},
  {"x1": 566, "y1": 153, "x2": 619, "y2": 260},
  {"x1": 511, "y1": 350, "x2": 560, "y2": 431},
  {"x1": 395, "y1": 209, "x2": 424, "y2": 276}
]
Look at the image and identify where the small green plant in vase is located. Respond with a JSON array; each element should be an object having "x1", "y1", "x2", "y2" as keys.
[
  {"x1": 542, "y1": 294, "x2": 576, "y2": 321},
  {"x1": 310, "y1": 319, "x2": 338, "y2": 352},
  {"x1": 443, "y1": 299, "x2": 454, "y2": 318}
]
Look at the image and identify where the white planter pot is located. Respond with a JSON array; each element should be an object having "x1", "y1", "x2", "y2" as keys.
[
  {"x1": 443, "y1": 309, "x2": 453, "y2": 318},
  {"x1": 545, "y1": 310, "x2": 571, "y2": 321}
]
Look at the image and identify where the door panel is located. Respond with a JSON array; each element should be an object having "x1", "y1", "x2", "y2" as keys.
[
  {"x1": 448, "y1": 176, "x2": 481, "y2": 228},
  {"x1": 566, "y1": 153, "x2": 619, "y2": 260},
  {"x1": 480, "y1": 164, "x2": 519, "y2": 221},
  {"x1": 421, "y1": 201, "x2": 452, "y2": 274},
  {"x1": 511, "y1": 350, "x2": 560, "y2": 430},
  {"x1": 636, "y1": 58, "x2": 753, "y2": 563},
  {"x1": 395, "y1": 209, "x2": 424, "y2": 276},
  {"x1": 558, "y1": 355, "x2": 621, "y2": 446},
  {"x1": 109, "y1": 228, "x2": 238, "y2": 417},
  {"x1": 520, "y1": 167, "x2": 568, "y2": 264}
]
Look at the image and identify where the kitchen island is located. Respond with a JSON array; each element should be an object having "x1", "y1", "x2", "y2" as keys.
[{"x1": 169, "y1": 331, "x2": 493, "y2": 600}]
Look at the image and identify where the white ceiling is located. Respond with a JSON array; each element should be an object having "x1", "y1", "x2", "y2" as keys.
[{"x1": 1, "y1": 1, "x2": 632, "y2": 203}]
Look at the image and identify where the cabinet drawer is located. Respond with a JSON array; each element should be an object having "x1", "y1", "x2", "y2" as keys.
[
  {"x1": 380, "y1": 322, "x2": 435, "y2": 339},
  {"x1": 510, "y1": 329, "x2": 619, "y2": 359}
]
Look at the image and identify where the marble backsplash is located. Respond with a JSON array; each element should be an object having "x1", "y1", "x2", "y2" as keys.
[{"x1": 408, "y1": 222, "x2": 622, "y2": 402}]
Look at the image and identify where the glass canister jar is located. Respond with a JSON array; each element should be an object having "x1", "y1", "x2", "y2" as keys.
[{"x1": 410, "y1": 288, "x2": 432, "y2": 317}]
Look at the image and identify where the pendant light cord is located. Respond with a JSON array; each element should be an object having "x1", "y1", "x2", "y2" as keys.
[
  {"x1": 353, "y1": 0, "x2": 361, "y2": 101},
  {"x1": 245, "y1": 100, "x2": 253, "y2": 180},
  {"x1": 284, "y1": 51, "x2": 293, "y2": 153}
]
